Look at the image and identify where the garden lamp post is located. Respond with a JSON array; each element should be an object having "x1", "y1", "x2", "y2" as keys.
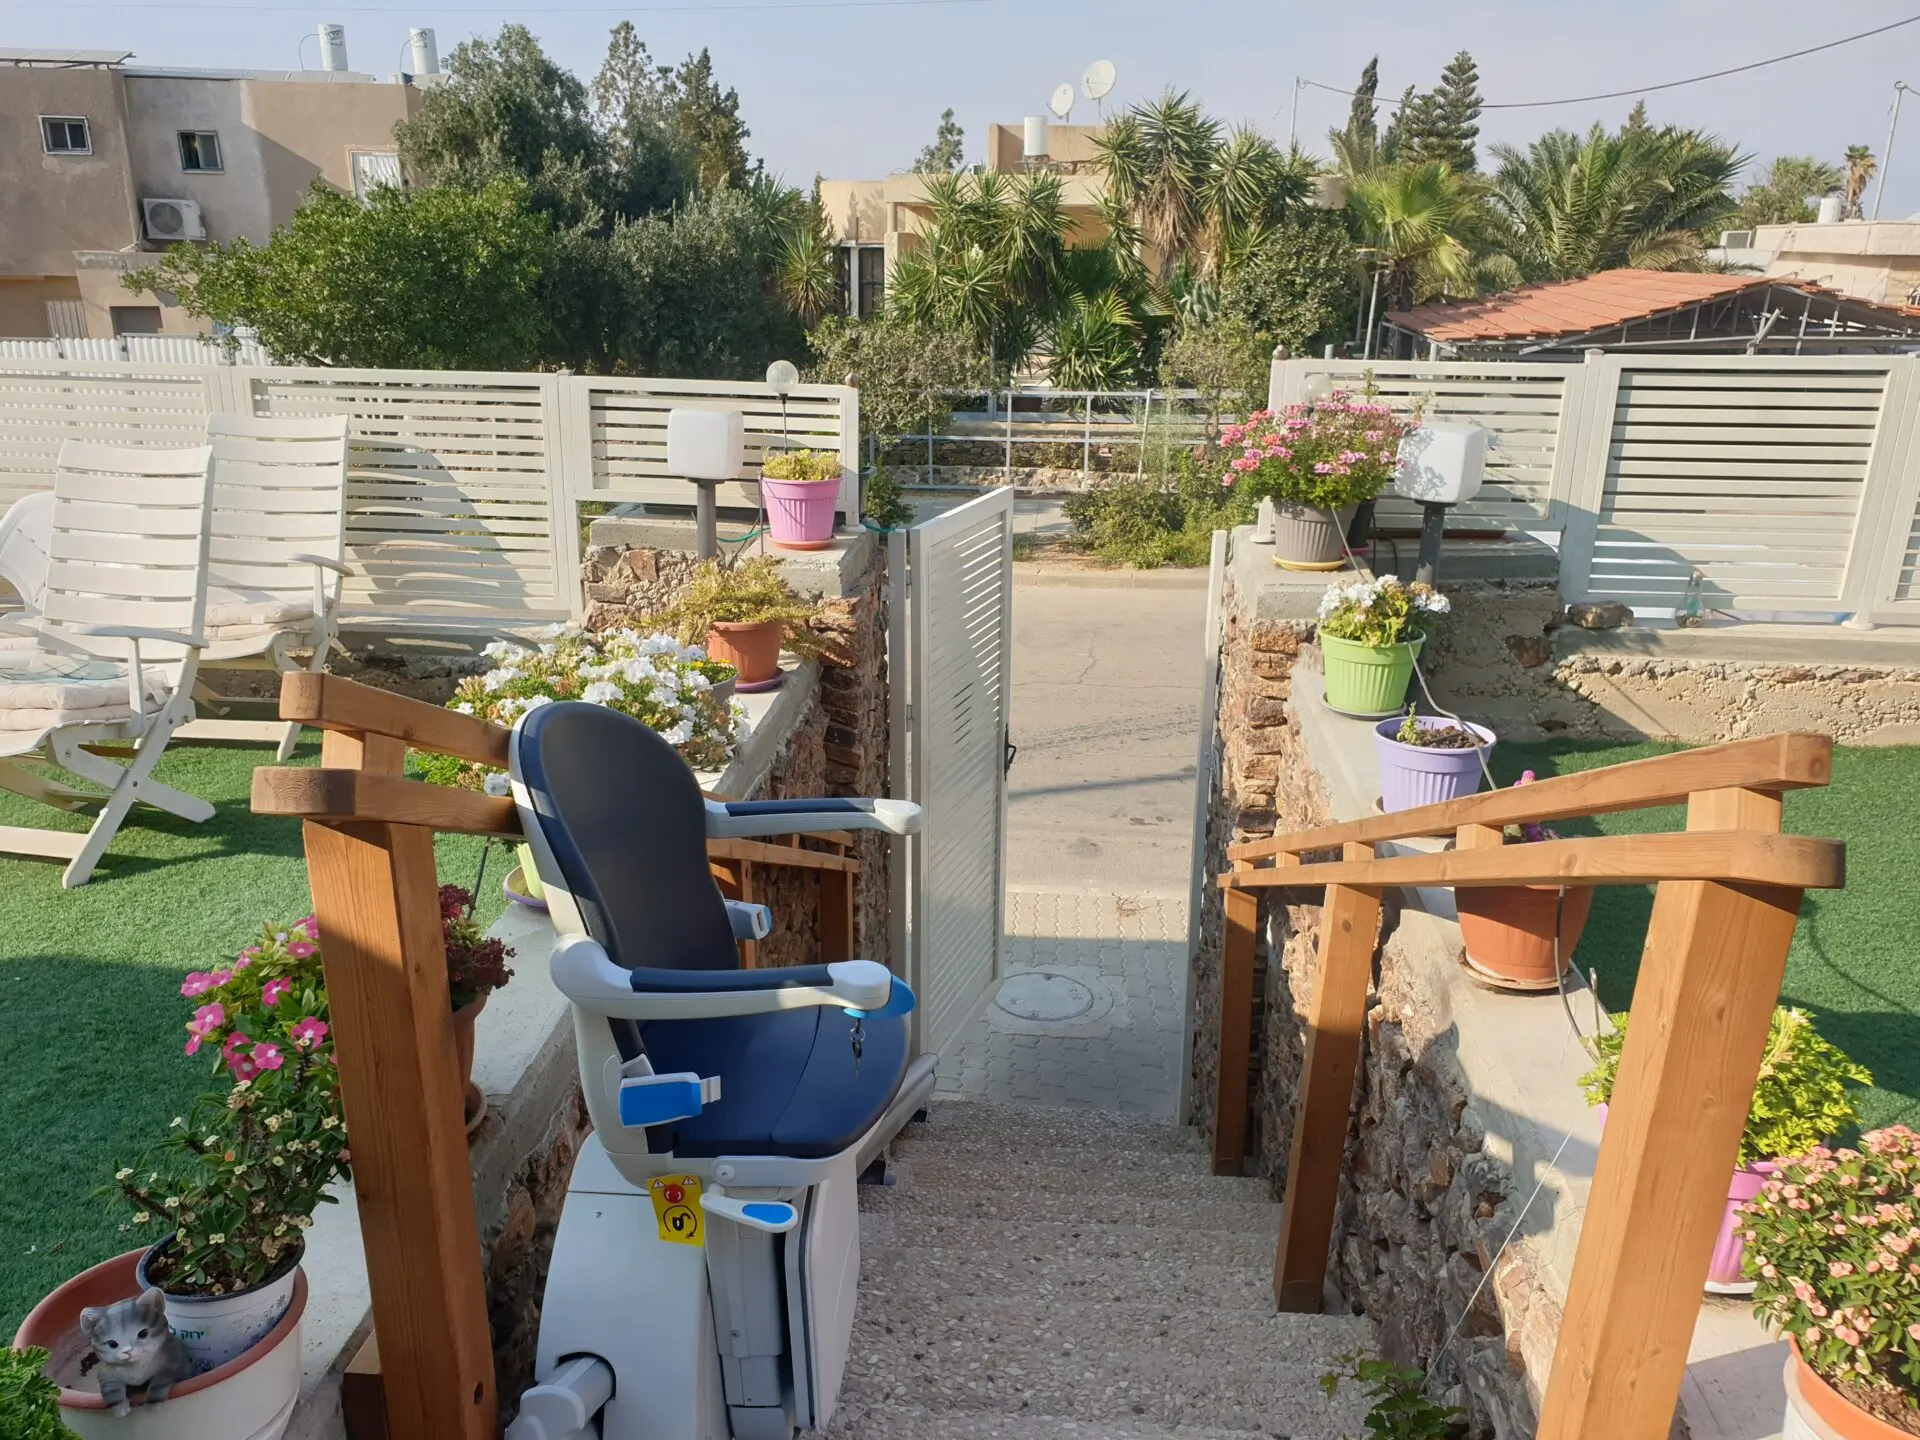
[{"x1": 1395, "y1": 421, "x2": 1487, "y2": 586}]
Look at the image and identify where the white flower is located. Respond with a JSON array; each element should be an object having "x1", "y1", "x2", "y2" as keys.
[
  {"x1": 116, "y1": 1167, "x2": 133, "y2": 1180},
  {"x1": 522, "y1": 693, "x2": 554, "y2": 711},
  {"x1": 451, "y1": 702, "x2": 474, "y2": 715},
  {"x1": 1418, "y1": 592, "x2": 1451, "y2": 614},
  {"x1": 582, "y1": 681, "x2": 621, "y2": 706},
  {"x1": 483, "y1": 772, "x2": 512, "y2": 797},
  {"x1": 481, "y1": 667, "x2": 520, "y2": 691},
  {"x1": 659, "y1": 719, "x2": 695, "y2": 747},
  {"x1": 682, "y1": 671, "x2": 711, "y2": 693},
  {"x1": 637, "y1": 635, "x2": 680, "y2": 657},
  {"x1": 621, "y1": 660, "x2": 656, "y2": 687},
  {"x1": 482, "y1": 640, "x2": 530, "y2": 661},
  {"x1": 536, "y1": 623, "x2": 578, "y2": 640}
]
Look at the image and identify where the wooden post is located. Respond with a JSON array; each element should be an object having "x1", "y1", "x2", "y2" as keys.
[
  {"x1": 1212, "y1": 879, "x2": 1260, "y2": 1175},
  {"x1": 304, "y1": 729, "x2": 497, "y2": 1440},
  {"x1": 1538, "y1": 784, "x2": 1796, "y2": 1439},
  {"x1": 819, "y1": 865, "x2": 856, "y2": 964},
  {"x1": 1272, "y1": 842, "x2": 1381, "y2": 1312}
]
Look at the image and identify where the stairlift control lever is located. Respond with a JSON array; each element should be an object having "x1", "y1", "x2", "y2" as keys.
[
  {"x1": 700, "y1": 1187, "x2": 800, "y2": 1233},
  {"x1": 502, "y1": 1354, "x2": 614, "y2": 1440}
]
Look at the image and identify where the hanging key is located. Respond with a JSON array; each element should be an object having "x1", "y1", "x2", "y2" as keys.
[{"x1": 849, "y1": 1015, "x2": 864, "y2": 1078}]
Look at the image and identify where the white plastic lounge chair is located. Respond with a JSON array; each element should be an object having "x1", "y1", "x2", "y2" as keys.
[
  {"x1": 179, "y1": 414, "x2": 352, "y2": 761},
  {"x1": 0, "y1": 442, "x2": 216, "y2": 888},
  {"x1": 0, "y1": 491, "x2": 53, "y2": 648}
]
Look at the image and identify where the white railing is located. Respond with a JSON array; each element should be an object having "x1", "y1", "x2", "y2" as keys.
[
  {"x1": 0, "y1": 359, "x2": 858, "y2": 624},
  {"x1": 1272, "y1": 354, "x2": 1920, "y2": 627}
]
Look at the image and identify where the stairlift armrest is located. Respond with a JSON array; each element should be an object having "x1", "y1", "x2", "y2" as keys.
[
  {"x1": 551, "y1": 935, "x2": 896, "y2": 1019},
  {"x1": 705, "y1": 796, "x2": 923, "y2": 838}
]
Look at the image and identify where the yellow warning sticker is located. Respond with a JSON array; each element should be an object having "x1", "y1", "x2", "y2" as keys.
[{"x1": 648, "y1": 1174, "x2": 704, "y2": 1247}]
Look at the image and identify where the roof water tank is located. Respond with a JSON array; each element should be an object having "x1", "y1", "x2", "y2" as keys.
[
  {"x1": 317, "y1": 23, "x2": 349, "y2": 72},
  {"x1": 1023, "y1": 116, "x2": 1049, "y2": 161},
  {"x1": 1818, "y1": 195, "x2": 1843, "y2": 225},
  {"x1": 408, "y1": 28, "x2": 439, "y2": 77}
]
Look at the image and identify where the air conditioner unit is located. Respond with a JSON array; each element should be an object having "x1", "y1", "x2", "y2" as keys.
[{"x1": 142, "y1": 197, "x2": 205, "y2": 242}]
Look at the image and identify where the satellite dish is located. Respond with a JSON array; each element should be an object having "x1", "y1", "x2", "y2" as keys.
[
  {"x1": 1050, "y1": 83, "x2": 1074, "y2": 121},
  {"x1": 1082, "y1": 59, "x2": 1116, "y2": 103}
]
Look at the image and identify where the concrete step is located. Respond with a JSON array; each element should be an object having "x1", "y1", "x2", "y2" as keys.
[
  {"x1": 858, "y1": 1244, "x2": 1279, "y2": 1314},
  {"x1": 907, "y1": 1101, "x2": 1207, "y2": 1157},
  {"x1": 859, "y1": 1184, "x2": 1282, "y2": 1235},
  {"x1": 859, "y1": 1215, "x2": 1281, "y2": 1271},
  {"x1": 820, "y1": 1403, "x2": 1304, "y2": 1439},
  {"x1": 834, "y1": 1331, "x2": 1369, "y2": 1436},
  {"x1": 889, "y1": 1151, "x2": 1275, "y2": 1205}
]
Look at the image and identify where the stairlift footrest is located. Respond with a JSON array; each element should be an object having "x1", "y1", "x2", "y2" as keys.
[
  {"x1": 504, "y1": 1354, "x2": 614, "y2": 1440},
  {"x1": 617, "y1": 1070, "x2": 721, "y2": 1128}
]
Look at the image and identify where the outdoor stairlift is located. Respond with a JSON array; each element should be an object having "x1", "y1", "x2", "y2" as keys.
[{"x1": 503, "y1": 700, "x2": 936, "y2": 1440}]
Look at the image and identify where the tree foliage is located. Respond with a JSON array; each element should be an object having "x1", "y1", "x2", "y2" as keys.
[
  {"x1": 1220, "y1": 210, "x2": 1359, "y2": 357},
  {"x1": 130, "y1": 180, "x2": 550, "y2": 370},
  {"x1": 1346, "y1": 161, "x2": 1478, "y2": 309},
  {"x1": 1844, "y1": 144, "x2": 1877, "y2": 219},
  {"x1": 1395, "y1": 51, "x2": 1482, "y2": 173},
  {"x1": 1730, "y1": 155, "x2": 1845, "y2": 229},
  {"x1": 914, "y1": 108, "x2": 967, "y2": 174},
  {"x1": 1158, "y1": 313, "x2": 1271, "y2": 434},
  {"x1": 1330, "y1": 58, "x2": 1381, "y2": 175}
]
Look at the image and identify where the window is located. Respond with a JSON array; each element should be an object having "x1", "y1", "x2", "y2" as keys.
[
  {"x1": 832, "y1": 246, "x2": 852, "y2": 315},
  {"x1": 41, "y1": 117, "x2": 91, "y2": 155},
  {"x1": 110, "y1": 306, "x2": 163, "y2": 336},
  {"x1": 856, "y1": 246, "x2": 885, "y2": 319},
  {"x1": 178, "y1": 131, "x2": 222, "y2": 172},
  {"x1": 350, "y1": 150, "x2": 403, "y2": 202},
  {"x1": 45, "y1": 300, "x2": 86, "y2": 338}
]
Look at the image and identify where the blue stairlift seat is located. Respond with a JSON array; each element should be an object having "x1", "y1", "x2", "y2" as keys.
[{"x1": 514, "y1": 701, "x2": 910, "y2": 1159}]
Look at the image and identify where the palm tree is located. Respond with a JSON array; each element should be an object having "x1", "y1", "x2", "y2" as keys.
[
  {"x1": 775, "y1": 229, "x2": 839, "y2": 323},
  {"x1": 1346, "y1": 161, "x2": 1478, "y2": 314},
  {"x1": 1486, "y1": 122, "x2": 1745, "y2": 281},
  {"x1": 1844, "y1": 145, "x2": 1877, "y2": 219}
]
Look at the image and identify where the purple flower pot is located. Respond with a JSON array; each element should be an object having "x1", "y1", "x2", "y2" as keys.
[
  {"x1": 1706, "y1": 1162, "x2": 1775, "y2": 1294},
  {"x1": 762, "y1": 476, "x2": 839, "y2": 550},
  {"x1": 1373, "y1": 716, "x2": 1496, "y2": 812}
]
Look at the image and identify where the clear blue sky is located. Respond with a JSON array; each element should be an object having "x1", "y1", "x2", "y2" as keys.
[{"x1": 15, "y1": 0, "x2": 1920, "y2": 217}]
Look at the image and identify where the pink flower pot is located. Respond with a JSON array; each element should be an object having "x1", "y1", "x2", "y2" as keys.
[
  {"x1": 762, "y1": 476, "x2": 839, "y2": 550},
  {"x1": 1706, "y1": 1161, "x2": 1775, "y2": 1294}
]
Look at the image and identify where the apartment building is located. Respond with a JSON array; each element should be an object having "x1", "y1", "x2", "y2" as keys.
[{"x1": 2, "y1": 42, "x2": 429, "y2": 339}]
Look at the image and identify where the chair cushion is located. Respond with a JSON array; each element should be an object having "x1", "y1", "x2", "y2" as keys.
[
  {"x1": 0, "y1": 652, "x2": 167, "y2": 730},
  {"x1": 204, "y1": 590, "x2": 315, "y2": 631},
  {"x1": 637, "y1": 1007, "x2": 910, "y2": 1159}
]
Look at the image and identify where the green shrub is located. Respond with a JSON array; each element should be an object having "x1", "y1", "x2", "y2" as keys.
[
  {"x1": 1580, "y1": 1006, "x2": 1871, "y2": 1166},
  {"x1": 1062, "y1": 445, "x2": 1253, "y2": 568},
  {"x1": 0, "y1": 1348, "x2": 64, "y2": 1440},
  {"x1": 861, "y1": 467, "x2": 913, "y2": 530},
  {"x1": 1319, "y1": 1353, "x2": 1464, "y2": 1439}
]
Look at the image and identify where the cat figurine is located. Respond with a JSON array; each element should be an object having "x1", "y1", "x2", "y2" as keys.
[{"x1": 78, "y1": 1287, "x2": 193, "y2": 1417}]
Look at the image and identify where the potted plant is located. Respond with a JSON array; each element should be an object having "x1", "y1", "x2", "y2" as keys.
[
  {"x1": 1220, "y1": 395, "x2": 1416, "y2": 570},
  {"x1": 647, "y1": 557, "x2": 828, "y2": 690},
  {"x1": 0, "y1": 1346, "x2": 65, "y2": 1440},
  {"x1": 1583, "y1": 1007, "x2": 1872, "y2": 1297},
  {"x1": 1740, "y1": 1126, "x2": 1920, "y2": 1437},
  {"x1": 1453, "y1": 771, "x2": 1594, "y2": 991},
  {"x1": 1317, "y1": 576, "x2": 1450, "y2": 717},
  {"x1": 1375, "y1": 704, "x2": 1494, "y2": 812},
  {"x1": 760, "y1": 447, "x2": 844, "y2": 550},
  {"x1": 440, "y1": 884, "x2": 516, "y2": 1133}
]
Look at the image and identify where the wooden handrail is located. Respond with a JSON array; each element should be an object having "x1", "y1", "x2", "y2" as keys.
[
  {"x1": 281, "y1": 671, "x2": 508, "y2": 766},
  {"x1": 1219, "y1": 830, "x2": 1844, "y2": 893},
  {"x1": 1226, "y1": 732, "x2": 1831, "y2": 863}
]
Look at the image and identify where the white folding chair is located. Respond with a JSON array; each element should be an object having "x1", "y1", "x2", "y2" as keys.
[
  {"x1": 179, "y1": 414, "x2": 351, "y2": 761},
  {"x1": 0, "y1": 442, "x2": 216, "y2": 888},
  {"x1": 0, "y1": 491, "x2": 54, "y2": 649}
]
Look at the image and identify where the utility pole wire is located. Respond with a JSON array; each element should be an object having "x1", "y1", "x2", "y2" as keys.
[{"x1": 1299, "y1": 10, "x2": 1920, "y2": 112}]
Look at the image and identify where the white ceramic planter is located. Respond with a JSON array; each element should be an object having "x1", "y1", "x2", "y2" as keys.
[
  {"x1": 16, "y1": 1251, "x2": 307, "y2": 1440},
  {"x1": 138, "y1": 1238, "x2": 300, "y2": 1372}
]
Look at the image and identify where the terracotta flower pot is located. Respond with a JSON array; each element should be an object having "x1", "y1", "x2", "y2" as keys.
[
  {"x1": 1456, "y1": 883, "x2": 1594, "y2": 990},
  {"x1": 453, "y1": 993, "x2": 488, "y2": 1137},
  {"x1": 15, "y1": 1249, "x2": 308, "y2": 1440},
  {"x1": 705, "y1": 620, "x2": 784, "y2": 687},
  {"x1": 1785, "y1": 1336, "x2": 1918, "y2": 1439}
]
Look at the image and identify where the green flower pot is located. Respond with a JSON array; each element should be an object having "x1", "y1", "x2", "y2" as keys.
[{"x1": 1321, "y1": 631, "x2": 1423, "y2": 717}]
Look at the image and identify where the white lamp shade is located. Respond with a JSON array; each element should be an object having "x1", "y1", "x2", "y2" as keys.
[
  {"x1": 667, "y1": 408, "x2": 745, "y2": 481},
  {"x1": 1394, "y1": 421, "x2": 1487, "y2": 505}
]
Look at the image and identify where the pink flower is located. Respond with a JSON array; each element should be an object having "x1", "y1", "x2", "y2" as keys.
[
  {"x1": 180, "y1": 972, "x2": 215, "y2": 998},
  {"x1": 1830, "y1": 1261, "x2": 1855, "y2": 1277},
  {"x1": 233, "y1": 956, "x2": 251, "y2": 973},
  {"x1": 262, "y1": 978, "x2": 292, "y2": 1008},
  {"x1": 290, "y1": 1017, "x2": 329, "y2": 1049},
  {"x1": 229, "y1": 1052, "x2": 258, "y2": 1082},
  {"x1": 286, "y1": 940, "x2": 316, "y2": 959},
  {"x1": 1231, "y1": 455, "x2": 1259, "y2": 473},
  {"x1": 1313, "y1": 462, "x2": 1334, "y2": 475},
  {"x1": 1804, "y1": 1326, "x2": 1822, "y2": 1344},
  {"x1": 1908, "y1": 1324, "x2": 1920, "y2": 1341},
  {"x1": 208, "y1": 969, "x2": 232, "y2": 988},
  {"x1": 222, "y1": 1031, "x2": 247, "y2": 1063},
  {"x1": 250, "y1": 1041, "x2": 284, "y2": 1072},
  {"x1": 1265, "y1": 446, "x2": 1292, "y2": 460}
]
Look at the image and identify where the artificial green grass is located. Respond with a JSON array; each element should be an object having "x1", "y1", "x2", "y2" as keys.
[
  {"x1": 1489, "y1": 741, "x2": 1920, "y2": 1137},
  {"x1": 0, "y1": 735, "x2": 507, "y2": 1333}
]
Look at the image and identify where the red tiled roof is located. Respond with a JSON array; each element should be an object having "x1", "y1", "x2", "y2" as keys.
[{"x1": 1388, "y1": 270, "x2": 1806, "y2": 341}]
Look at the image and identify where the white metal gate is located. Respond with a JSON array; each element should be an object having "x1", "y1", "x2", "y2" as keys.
[{"x1": 889, "y1": 489, "x2": 1014, "y2": 1058}]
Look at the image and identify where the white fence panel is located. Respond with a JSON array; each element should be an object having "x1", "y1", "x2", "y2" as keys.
[
  {"x1": 579, "y1": 377, "x2": 860, "y2": 522},
  {"x1": 1273, "y1": 359, "x2": 1577, "y2": 531},
  {"x1": 0, "y1": 362, "x2": 215, "y2": 510},
  {"x1": 0, "y1": 340, "x2": 65, "y2": 361},
  {"x1": 1588, "y1": 361, "x2": 1892, "y2": 613},
  {"x1": 901, "y1": 488, "x2": 1012, "y2": 1059}
]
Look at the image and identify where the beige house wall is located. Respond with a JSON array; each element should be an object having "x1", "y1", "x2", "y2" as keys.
[
  {"x1": 0, "y1": 277, "x2": 84, "y2": 338},
  {"x1": 74, "y1": 251, "x2": 204, "y2": 335},
  {"x1": 1756, "y1": 220, "x2": 1920, "y2": 307},
  {"x1": 242, "y1": 78, "x2": 420, "y2": 230},
  {"x1": 0, "y1": 68, "x2": 140, "y2": 276},
  {"x1": 986, "y1": 121, "x2": 1106, "y2": 173},
  {"x1": 122, "y1": 74, "x2": 272, "y2": 244}
]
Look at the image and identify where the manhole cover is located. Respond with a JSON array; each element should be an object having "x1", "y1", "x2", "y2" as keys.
[{"x1": 994, "y1": 972, "x2": 1096, "y2": 1022}]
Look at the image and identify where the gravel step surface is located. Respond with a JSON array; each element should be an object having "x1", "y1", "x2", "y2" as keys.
[
  {"x1": 859, "y1": 1214, "x2": 1282, "y2": 1271},
  {"x1": 821, "y1": 1402, "x2": 1342, "y2": 1439},
  {"x1": 858, "y1": 1246, "x2": 1279, "y2": 1312},
  {"x1": 889, "y1": 1152, "x2": 1275, "y2": 1204},
  {"x1": 907, "y1": 1101, "x2": 1206, "y2": 1155},
  {"x1": 859, "y1": 1184, "x2": 1283, "y2": 1234}
]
